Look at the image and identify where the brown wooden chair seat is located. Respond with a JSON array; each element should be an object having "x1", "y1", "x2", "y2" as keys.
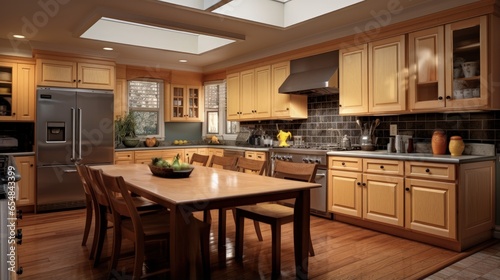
[
  {"x1": 235, "y1": 160, "x2": 317, "y2": 279},
  {"x1": 190, "y1": 153, "x2": 210, "y2": 166},
  {"x1": 97, "y1": 170, "x2": 211, "y2": 279}
]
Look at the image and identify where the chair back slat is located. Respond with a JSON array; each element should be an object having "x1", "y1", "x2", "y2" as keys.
[
  {"x1": 209, "y1": 155, "x2": 238, "y2": 170},
  {"x1": 87, "y1": 167, "x2": 111, "y2": 207},
  {"x1": 190, "y1": 153, "x2": 210, "y2": 166},
  {"x1": 236, "y1": 157, "x2": 266, "y2": 175},
  {"x1": 76, "y1": 163, "x2": 94, "y2": 197},
  {"x1": 273, "y1": 160, "x2": 317, "y2": 183}
]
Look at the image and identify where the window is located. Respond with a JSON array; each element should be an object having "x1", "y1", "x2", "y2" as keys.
[
  {"x1": 128, "y1": 79, "x2": 164, "y2": 139},
  {"x1": 203, "y1": 81, "x2": 239, "y2": 139}
]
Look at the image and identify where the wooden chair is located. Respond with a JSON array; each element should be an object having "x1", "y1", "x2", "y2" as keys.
[
  {"x1": 190, "y1": 153, "x2": 210, "y2": 166},
  {"x1": 98, "y1": 170, "x2": 211, "y2": 279},
  {"x1": 85, "y1": 166, "x2": 160, "y2": 268},
  {"x1": 75, "y1": 163, "x2": 98, "y2": 259},
  {"x1": 208, "y1": 155, "x2": 238, "y2": 171},
  {"x1": 235, "y1": 160, "x2": 318, "y2": 279}
]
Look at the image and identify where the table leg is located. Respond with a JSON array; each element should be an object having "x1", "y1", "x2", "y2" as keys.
[
  {"x1": 170, "y1": 206, "x2": 190, "y2": 279},
  {"x1": 218, "y1": 208, "x2": 227, "y2": 266},
  {"x1": 294, "y1": 189, "x2": 310, "y2": 279}
]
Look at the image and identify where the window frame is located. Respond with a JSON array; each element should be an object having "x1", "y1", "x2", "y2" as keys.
[{"x1": 203, "y1": 80, "x2": 239, "y2": 140}]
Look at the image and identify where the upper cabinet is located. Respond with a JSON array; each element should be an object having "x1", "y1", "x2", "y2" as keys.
[
  {"x1": 0, "y1": 60, "x2": 35, "y2": 121},
  {"x1": 166, "y1": 84, "x2": 203, "y2": 122},
  {"x1": 271, "y1": 61, "x2": 307, "y2": 120},
  {"x1": 409, "y1": 16, "x2": 491, "y2": 111},
  {"x1": 227, "y1": 61, "x2": 307, "y2": 121},
  {"x1": 36, "y1": 58, "x2": 115, "y2": 90},
  {"x1": 339, "y1": 35, "x2": 406, "y2": 115}
]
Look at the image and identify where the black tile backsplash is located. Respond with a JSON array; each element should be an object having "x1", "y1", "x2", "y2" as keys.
[
  {"x1": 0, "y1": 122, "x2": 35, "y2": 152},
  {"x1": 242, "y1": 94, "x2": 500, "y2": 152}
]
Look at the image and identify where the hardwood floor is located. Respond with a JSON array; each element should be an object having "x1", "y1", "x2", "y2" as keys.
[{"x1": 17, "y1": 209, "x2": 495, "y2": 280}]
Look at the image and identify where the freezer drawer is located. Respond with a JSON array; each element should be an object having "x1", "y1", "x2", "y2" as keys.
[{"x1": 36, "y1": 165, "x2": 85, "y2": 212}]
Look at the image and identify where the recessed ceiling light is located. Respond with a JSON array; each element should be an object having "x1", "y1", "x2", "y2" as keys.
[
  {"x1": 13, "y1": 34, "x2": 25, "y2": 39},
  {"x1": 103, "y1": 47, "x2": 113, "y2": 51},
  {"x1": 179, "y1": 59, "x2": 187, "y2": 63}
]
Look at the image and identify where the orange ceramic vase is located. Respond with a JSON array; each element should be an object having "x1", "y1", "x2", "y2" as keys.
[
  {"x1": 449, "y1": 136, "x2": 465, "y2": 156},
  {"x1": 431, "y1": 130, "x2": 447, "y2": 155}
]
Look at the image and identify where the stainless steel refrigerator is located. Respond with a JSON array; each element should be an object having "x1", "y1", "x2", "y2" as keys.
[{"x1": 36, "y1": 87, "x2": 114, "y2": 212}]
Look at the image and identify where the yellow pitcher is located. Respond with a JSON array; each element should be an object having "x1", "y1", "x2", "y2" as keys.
[{"x1": 277, "y1": 130, "x2": 292, "y2": 147}]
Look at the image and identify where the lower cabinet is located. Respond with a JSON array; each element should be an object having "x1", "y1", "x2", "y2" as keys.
[
  {"x1": 14, "y1": 156, "x2": 35, "y2": 206},
  {"x1": 114, "y1": 151, "x2": 134, "y2": 164},
  {"x1": 244, "y1": 151, "x2": 268, "y2": 174},
  {"x1": 184, "y1": 148, "x2": 208, "y2": 164},
  {"x1": 328, "y1": 156, "x2": 495, "y2": 251}
]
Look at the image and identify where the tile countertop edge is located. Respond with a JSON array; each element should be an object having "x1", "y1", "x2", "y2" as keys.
[
  {"x1": 115, "y1": 145, "x2": 271, "y2": 152},
  {"x1": 326, "y1": 150, "x2": 496, "y2": 164}
]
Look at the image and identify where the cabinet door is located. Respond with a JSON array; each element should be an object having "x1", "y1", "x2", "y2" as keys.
[
  {"x1": 170, "y1": 85, "x2": 186, "y2": 120},
  {"x1": 239, "y1": 69, "x2": 255, "y2": 120},
  {"x1": 271, "y1": 61, "x2": 307, "y2": 119},
  {"x1": 408, "y1": 26, "x2": 445, "y2": 110},
  {"x1": 339, "y1": 45, "x2": 368, "y2": 115},
  {"x1": 363, "y1": 173, "x2": 404, "y2": 227},
  {"x1": 15, "y1": 63, "x2": 35, "y2": 121},
  {"x1": 77, "y1": 63, "x2": 115, "y2": 90},
  {"x1": 328, "y1": 170, "x2": 362, "y2": 217},
  {"x1": 405, "y1": 178, "x2": 456, "y2": 239},
  {"x1": 186, "y1": 86, "x2": 202, "y2": 121},
  {"x1": 114, "y1": 151, "x2": 134, "y2": 164},
  {"x1": 369, "y1": 35, "x2": 406, "y2": 113},
  {"x1": 184, "y1": 148, "x2": 198, "y2": 163},
  {"x1": 15, "y1": 156, "x2": 35, "y2": 206},
  {"x1": 0, "y1": 62, "x2": 17, "y2": 121},
  {"x1": 114, "y1": 78, "x2": 127, "y2": 120},
  {"x1": 254, "y1": 65, "x2": 271, "y2": 119},
  {"x1": 445, "y1": 16, "x2": 487, "y2": 109},
  {"x1": 36, "y1": 59, "x2": 77, "y2": 87},
  {"x1": 226, "y1": 72, "x2": 240, "y2": 120}
]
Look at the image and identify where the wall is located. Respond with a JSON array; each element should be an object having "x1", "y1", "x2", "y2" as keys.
[
  {"x1": 243, "y1": 94, "x2": 500, "y2": 152},
  {"x1": 164, "y1": 122, "x2": 202, "y2": 142}
]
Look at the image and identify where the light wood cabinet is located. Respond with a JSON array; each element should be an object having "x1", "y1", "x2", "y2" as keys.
[
  {"x1": 409, "y1": 16, "x2": 492, "y2": 111},
  {"x1": 133, "y1": 149, "x2": 184, "y2": 164},
  {"x1": 114, "y1": 151, "x2": 134, "y2": 164},
  {"x1": 330, "y1": 155, "x2": 495, "y2": 251},
  {"x1": 36, "y1": 59, "x2": 115, "y2": 90},
  {"x1": 338, "y1": 35, "x2": 406, "y2": 115},
  {"x1": 271, "y1": 61, "x2": 307, "y2": 119},
  {"x1": 166, "y1": 84, "x2": 203, "y2": 122},
  {"x1": 184, "y1": 148, "x2": 209, "y2": 164},
  {"x1": 227, "y1": 61, "x2": 307, "y2": 121},
  {"x1": 328, "y1": 157, "x2": 404, "y2": 227},
  {"x1": 339, "y1": 45, "x2": 368, "y2": 115},
  {"x1": 368, "y1": 35, "x2": 406, "y2": 113},
  {"x1": 0, "y1": 61, "x2": 35, "y2": 121},
  {"x1": 244, "y1": 150, "x2": 268, "y2": 174},
  {"x1": 114, "y1": 78, "x2": 127, "y2": 120},
  {"x1": 14, "y1": 156, "x2": 35, "y2": 206}
]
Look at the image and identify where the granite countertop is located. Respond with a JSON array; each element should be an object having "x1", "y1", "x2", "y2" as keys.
[{"x1": 115, "y1": 144, "x2": 271, "y2": 152}]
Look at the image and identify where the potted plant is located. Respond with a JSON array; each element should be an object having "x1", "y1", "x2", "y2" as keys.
[{"x1": 115, "y1": 111, "x2": 140, "y2": 147}]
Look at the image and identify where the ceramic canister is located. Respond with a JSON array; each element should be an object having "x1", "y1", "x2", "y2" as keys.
[
  {"x1": 449, "y1": 136, "x2": 465, "y2": 156},
  {"x1": 431, "y1": 130, "x2": 447, "y2": 155}
]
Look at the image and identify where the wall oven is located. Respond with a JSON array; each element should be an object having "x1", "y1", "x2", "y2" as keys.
[{"x1": 270, "y1": 148, "x2": 331, "y2": 219}]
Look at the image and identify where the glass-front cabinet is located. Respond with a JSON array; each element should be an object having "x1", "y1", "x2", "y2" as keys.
[
  {"x1": 0, "y1": 61, "x2": 35, "y2": 121},
  {"x1": 409, "y1": 16, "x2": 488, "y2": 111},
  {"x1": 0, "y1": 62, "x2": 15, "y2": 119},
  {"x1": 167, "y1": 84, "x2": 203, "y2": 122}
]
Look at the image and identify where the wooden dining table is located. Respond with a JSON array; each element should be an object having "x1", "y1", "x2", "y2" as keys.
[{"x1": 91, "y1": 163, "x2": 320, "y2": 279}]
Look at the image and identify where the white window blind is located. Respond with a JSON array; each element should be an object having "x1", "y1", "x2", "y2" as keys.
[{"x1": 128, "y1": 80, "x2": 164, "y2": 138}]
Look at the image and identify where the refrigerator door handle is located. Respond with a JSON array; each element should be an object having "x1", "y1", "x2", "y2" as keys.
[
  {"x1": 78, "y1": 108, "x2": 82, "y2": 161},
  {"x1": 71, "y1": 107, "x2": 76, "y2": 162}
]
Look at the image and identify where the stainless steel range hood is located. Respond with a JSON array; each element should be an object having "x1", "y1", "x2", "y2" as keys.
[{"x1": 279, "y1": 51, "x2": 339, "y2": 95}]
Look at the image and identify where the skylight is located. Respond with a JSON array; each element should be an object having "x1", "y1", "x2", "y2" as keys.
[
  {"x1": 80, "y1": 17, "x2": 236, "y2": 54},
  {"x1": 158, "y1": 0, "x2": 364, "y2": 27}
]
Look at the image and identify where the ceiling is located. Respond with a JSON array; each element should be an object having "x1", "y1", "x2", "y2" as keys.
[{"x1": 0, "y1": 0, "x2": 477, "y2": 73}]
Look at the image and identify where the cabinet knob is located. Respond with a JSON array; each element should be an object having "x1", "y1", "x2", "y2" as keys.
[
  {"x1": 78, "y1": 79, "x2": 81, "y2": 83},
  {"x1": 425, "y1": 168, "x2": 430, "y2": 173},
  {"x1": 438, "y1": 96, "x2": 443, "y2": 100},
  {"x1": 73, "y1": 79, "x2": 76, "y2": 82},
  {"x1": 380, "y1": 165, "x2": 384, "y2": 169},
  {"x1": 446, "y1": 96, "x2": 451, "y2": 100},
  {"x1": 362, "y1": 183, "x2": 366, "y2": 186},
  {"x1": 339, "y1": 104, "x2": 342, "y2": 107},
  {"x1": 286, "y1": 108, "x2": 289, "y2": 110},
  {"x1": 341, "y1": 162, "x2": 345, "y2": 166},
  {"x1": 405, "y1": 187, "x2": 410, "y2": 191},
  {"x1": 16, "y1": 267, "x2": 23, "y2": 275},
  {"x1": 357, "y1": 182, "x2": 361, "y2": 186},
  {"x1": 30, "y1": 164, "x2": 33, "y2": 167},
  {"x1": 12, "y1": 112, "x2": 15, "y2": 116}
]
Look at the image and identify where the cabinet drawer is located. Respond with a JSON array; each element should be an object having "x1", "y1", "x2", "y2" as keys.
[
  {"x1": 115, "y1": 151, "x2": 134, "y2": 162},
  {"x1": 134, "y1": 151, "x2": 161, "y2": 164},
  {"x1": 405, "y1": 161, "x2": 456, "y2": 181},
  {"x1": 363, "y1": 158, "x2": 403, "y2": 176},
  {"x1": 329, "y1": 157, "x2": 362, "y2": 171}
]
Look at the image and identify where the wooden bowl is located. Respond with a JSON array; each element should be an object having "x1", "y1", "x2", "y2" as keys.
[{"x1": 148, "y1": 164, "x2": 193, "y2": 178}]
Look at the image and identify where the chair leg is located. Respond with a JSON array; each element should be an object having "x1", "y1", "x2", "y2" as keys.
[
  {"x1": 203, "y1": 210, "x2": 212, "y2": 224},
  {"x1": 218, "y1": 209, "x2": 227, "y2": 250},
  {"x1": 271, "y1": 222, "x2": 281, "y2": 279},
  {"x1": 199, "y1": 221, "x2": 211, "y2": 279},
  {"x1": 109, "y1": 222, "x2": 122, "y2": 273},
  {"x1": 309, "y1": 236, "x2": 315, "y2": 257},
  {"x1": 253, "y1": 221, "x2": 263, "y2": 242},
  {"x1": 93, "y1": 206, "x2": 108, "y2": 267},
  {"x1": 81, "y1": 197, "x2": 93, "y2": 246},
  {"x1": 234, "y1": 211, "x2": 245, "y2": 262},
  {"x1": 89, "y1": 202, "x2": 100, "y2": 260},
  {"x1": 133, "y1": 239, "x2": 145, "y2": 280}
]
